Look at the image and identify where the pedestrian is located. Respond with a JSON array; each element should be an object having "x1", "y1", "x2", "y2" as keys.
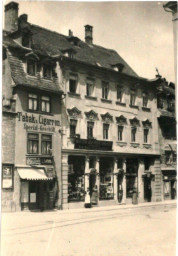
[
  {"x1": 84, "y1": 188, "x2": 91, "y2": 208},
  {"x1": 91, "y1": 185, "x2": 98, "y2": 205}
]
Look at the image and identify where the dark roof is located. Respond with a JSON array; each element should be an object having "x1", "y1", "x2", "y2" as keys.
[
  {"x1": 6, "y1": 49, "x2": 63, "y2": 94},
  {"x1": 23, "y1": 23, "x2": 138, "y2": 77}
]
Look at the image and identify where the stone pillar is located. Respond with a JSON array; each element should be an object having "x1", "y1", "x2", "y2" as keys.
[
  {"x1": 95, "y1": 157, "x2": 100, "y2": 197},
  {"x1": 153, "y1": 157, "x2": 162, "y2": 202},
  {"x1": 84, "y1": 156, "x2": 90, "y2": 192},
  {"x1": 113, "y1": 158, "x2": 118, "y2": 201},
  {"x1": 61, "y1": 153, "x2": 68, "y2": 209},
  {"x1": 122, "y1": 158, "x2": 126, "y2": 204},
  {"x1": 138, "y1": 158, "x2": 145, "y2": 203}
]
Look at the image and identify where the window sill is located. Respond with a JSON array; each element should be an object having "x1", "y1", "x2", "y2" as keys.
[
  {"x1": 116, "y1": 141, "x2": 127, "y2": 147},
  {"x1": 142, "y1": 107, "x2": 151, "y2": 112},
  {"x1": 85, "y1": 95, "x2": 97, "y2": 101},
  {"x1": 130, "y1": 142, "x2": 140, "y2": 148},
  {"x1": 26, "y1": 109, "x2": 53, "y2": 116},
  {"x1": 101, "y1": 98, "x2": 112, "y2": 104},
  {"x1": 68, "y1": 92, "x2": 81, "y2": 98},
  {"x1": 129, "y1": 104, "x2": 139, "y2": 109},
  {"x1": 143, "y1": 143, "x2": 152, "y2": 149},
  {"x1": 116, "y1": 101, "x2": 126, "y2": 106}
]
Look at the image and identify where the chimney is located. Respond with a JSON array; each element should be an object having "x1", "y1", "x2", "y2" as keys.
[
  {"x1": 4, "y1": 1, "x2": 19, "y2": 32},
  {"x1": 19, "y1": 14, "x2": 28, "y2": 23},
  {"x1": 85, "y1": 25, "x2": 93, "y2": 44},
  {"x1": 68, "y1": 29, "x2": 73, "y2": 37}
]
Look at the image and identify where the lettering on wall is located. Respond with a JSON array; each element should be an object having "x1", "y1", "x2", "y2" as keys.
[{"x1": 17, "y1": 112, "x2": 61, "y2": 132}]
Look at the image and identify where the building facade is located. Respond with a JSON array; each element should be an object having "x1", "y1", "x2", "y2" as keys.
[
  {"x1": 2, "y1": 2, "x2": 64, "y2": 212},
  {"x1": 2, "y1": 2, "x2": 176, "y2": 211}
]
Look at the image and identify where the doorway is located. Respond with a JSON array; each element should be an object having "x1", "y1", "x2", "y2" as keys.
[{"x1": 144, "y1": 177, "x2": 152, "y2": 202}]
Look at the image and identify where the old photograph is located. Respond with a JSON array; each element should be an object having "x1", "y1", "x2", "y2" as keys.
[{"x1": 1, "y1": 1, "x2": 177, "y2": 256}]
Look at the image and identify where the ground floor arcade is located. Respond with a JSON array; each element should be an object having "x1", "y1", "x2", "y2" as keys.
[{"x1": 61, "y1": 151, "x2": 162, "y2": 209}]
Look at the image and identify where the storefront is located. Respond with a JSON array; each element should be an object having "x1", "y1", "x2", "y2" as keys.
[{"x1": 162, "y1": 169, "x2": 177, "y2": 200}]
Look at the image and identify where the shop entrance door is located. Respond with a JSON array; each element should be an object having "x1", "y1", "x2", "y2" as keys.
[
  {"x1": 144, "y1": 177, "x2": 152, "y2": 202},
  {"x1": 171, "y1": 180, "x2": 176, "y2": 199},
  {"x1": 29, "y1": 181, "x2": 39, "y2": 210}
]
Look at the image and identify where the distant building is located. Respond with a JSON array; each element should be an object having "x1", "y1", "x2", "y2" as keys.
[{"x1": 2, "y1": 1, "x2": 176, "y2": 212}]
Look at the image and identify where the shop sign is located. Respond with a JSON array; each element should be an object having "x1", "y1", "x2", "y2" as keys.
[
  {"x1": 30, "y1": 193, "x2": 36, "y2": 203},
  {"x1": 27, "y1": 157, "x2": 41, "y2": 165},
  {"x1": 17, "y1": 112, "x2": 61, "y2": 132},
  {"x1": 46, "y1": 168, "x2": 55, "y2": 178},
  {"x1": 2, "y1": 164, "x2": 13, "y2": 189},
  {"x1": 74, "y1": 138, "x2": 113, "y2": 151},
  {"x1": 27, "y1": 157, "x2": 53, "y2": 165}
]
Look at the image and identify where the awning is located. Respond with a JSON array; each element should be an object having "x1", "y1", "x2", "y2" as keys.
[{"x1": 17, "y1": 168, "x2": 53, "y2": 180}]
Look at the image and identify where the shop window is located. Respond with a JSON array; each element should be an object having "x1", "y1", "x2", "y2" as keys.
[
  {"x1": 126, "y1": 158, "x2": 138, "y2": 198},
  {"x1": 117, "y1": 86, "x2": 123, "y2": 102},
  {"x1": 102, "y1": 82, "x2": 109, "y2": 100},
  {"x1": 103, "y1": 123, "x2": 109, "y2": 140},
  {"x1": 28, "y1": 93, "x2": 38, "y2": 111},
  {"x1": 41, "y1": 96, "x2": 51, "y2": 113},
  {"x1": 43, "y1": 64, "x2": 52, "y2": 79},
  {"x1": 69, "y1": 76, "x2": 77, "y2": 93},
  {"x1": 143, "y1": 92, "x2": 148, "y2": 107},
  {"x1": 130, "y1": 91, "x2": 136, "y2": 106},
  {"x1": 86, "y1": 81, "x2": 94, "y2": 97},
  {"x1": 131, "y1": 127, "x2": 137, "y2": 142},
  {"x1": 118, "y1": 126, "x2": 123, "y2": 141},
  {"x1": 70, "y1": 119, "x2": 77, "y2": 137},
  {"x1": 27, "y1": 60, "x2": 36, "y2": 76},
  {"x1": 41, "y1": 134, "x2": 52, "y2": 155},
  {"x1": 68, "y1": 156, "x2": 85, "y2": 202},
  {"x1": 27, "y1": 133, "x2": 39, "y2": 154},
  {"x1": 87, "y1": 121, "x2": 94, "y2": 139},
  {"x1": 99, "y1": 158, "x2": 114, "y2": 200},
  {"x1": 144, "y1": 128, "x2": 149, "y2": 143}
]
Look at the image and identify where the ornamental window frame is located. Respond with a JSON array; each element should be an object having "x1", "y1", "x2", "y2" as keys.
[{"x1": 103, "y1": 123, "x2": 110, "y2": 140}]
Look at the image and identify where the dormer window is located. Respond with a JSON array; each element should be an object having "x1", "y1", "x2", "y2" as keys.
[
  {"x1": 43, "y1": 64, "x2": 52, "y2": 79},
  {"x1": 27, "y1": 60, "x2": 36, "y2": 76},
  {"x1": 112, "y1": 63, "x2": 124, "y2": 72}
]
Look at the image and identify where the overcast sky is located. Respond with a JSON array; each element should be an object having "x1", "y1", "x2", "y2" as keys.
[{"x1": 3, "y1": 1, "x2": 175, "y2": 82}]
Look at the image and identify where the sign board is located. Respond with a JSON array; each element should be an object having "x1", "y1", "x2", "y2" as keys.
[
  {"x1": 2, "y1": 165, "x2": 13, "y2": 189},
  {"x1": 75, "y1": 138, "x2": 113, "y2": 151},
  {"x1": 27, "y1": 157, "x2": 53, "y2": 165},
  {"x1": 30, "y1": 193, "x2": 36, "y2": 203}
]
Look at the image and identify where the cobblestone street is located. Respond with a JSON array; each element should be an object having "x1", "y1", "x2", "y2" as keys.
[{"x1": 1, "y1": 204, "x2": 176, "y2": 256}]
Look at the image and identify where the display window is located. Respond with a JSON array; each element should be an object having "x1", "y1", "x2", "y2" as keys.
[
  {"x1": 68, "y1": 156, "x2": 85, "y2": 202},
  {"x1": 99, "y1": 158, "x2": 114, "y2": 200}
]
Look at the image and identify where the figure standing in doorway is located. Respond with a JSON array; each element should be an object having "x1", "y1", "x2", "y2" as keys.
[{"x1": 91, "y1": 185, "x2": 98, "y2": 205}]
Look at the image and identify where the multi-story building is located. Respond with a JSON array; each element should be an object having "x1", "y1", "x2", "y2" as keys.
[
  {"x1": 156, "y1": 77, "x2": 177, "y2": 201},
  {"x1": 2, "y1": 2, "x2": 64, "y2": 212},
  {"x1": 2, "y1": 1, "x2": 176, "y2": 212}
]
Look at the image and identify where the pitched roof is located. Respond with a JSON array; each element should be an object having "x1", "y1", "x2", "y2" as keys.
[{"x1": 23, "y1": 23, "x2": 138, "y2": 77}]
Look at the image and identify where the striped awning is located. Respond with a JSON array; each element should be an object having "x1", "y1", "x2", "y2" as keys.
[{"x1": 17, "y1": 168, "x2": 53, "y2": 180}]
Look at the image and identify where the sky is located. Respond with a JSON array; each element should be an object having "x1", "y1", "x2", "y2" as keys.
[{"x1": 2, "y1": 1, "x2": 175, "y2": 82}]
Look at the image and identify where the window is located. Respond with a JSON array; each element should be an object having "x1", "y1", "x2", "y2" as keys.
[
  {"x1": 28, "y1": 93, "x2": 38, "y2": 111},
  {"x1": 102, "y1": 82, "x2": 109, "y2": 99},
  {"x1": 69, "y1": 75, "x2": 77, "y2": 93},
  {"x1": 41, "y1": 96, "x2": 50, "y2": 113},
  {"x1": 70, "y1": 119, "x2": 77, "y2": 137},
  {"x1": 157, "y1": 96, "x2": 164, "y2": 109},
  {"x1": 27, "y1": 60, "x2": 36, "y2": 76},
  {"x1": 144, "y1": 129, "x2": 149, "y2": 143},
  {"x1": 130, "y1": 91, "x2": 136, "y2": 106},
  {"x1": 143, "y1": 93, "x2": 148, "y2": 107},
  {"x1": 118, "y1": 126, "x2": 123, "y2": 141},
  {"x1": 43, "y1": 64, "x2": 52, "y2": 79},
  {"x1": 41, "y1": 134, "x2": 52, "y2": 155},
  {"x1": 86, "y1": 81, "x2": 94, "y2": 96},
  {"x1": 27, "y1": 133, "x2": 39, "y2": 154},
  {"x1": 131, "y1": 127, "x2": 137, "y2": 142},
  {"x1": 103, "y1": 123, "x2": 109, "y2": 140},
  {"x1": 87, "y1": 122, "x2": 94, "y2": 139},
  {"x1": 117, "y1": 86, "x2": 122, "y2": 102}
]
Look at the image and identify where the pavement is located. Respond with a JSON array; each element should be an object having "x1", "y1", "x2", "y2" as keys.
[{"x1": 1, "y1": 200, "x2": 177, "y2": 256}]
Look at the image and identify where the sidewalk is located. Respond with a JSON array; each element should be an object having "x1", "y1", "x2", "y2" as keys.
[{"x1": 2, "y1": 199, "x2": 176, "y2": 216}]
